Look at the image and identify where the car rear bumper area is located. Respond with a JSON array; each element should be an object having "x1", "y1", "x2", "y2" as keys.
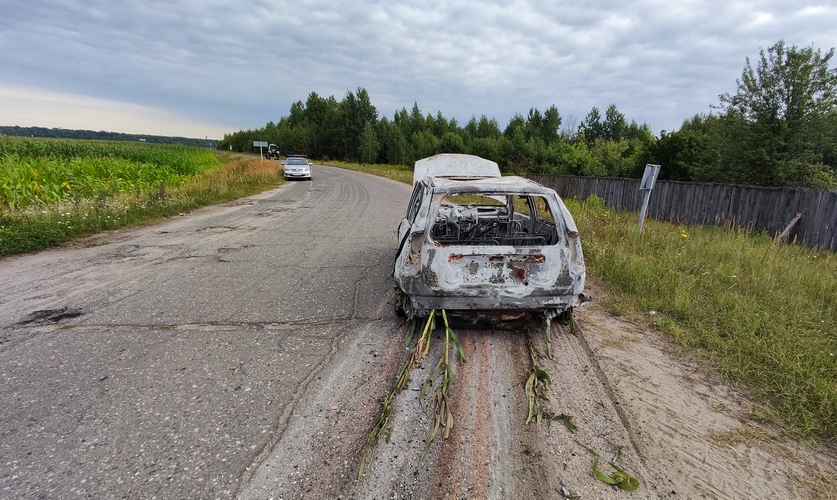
[{"x1": 405, "y1": 293, "x2": 585, "y2": 318}]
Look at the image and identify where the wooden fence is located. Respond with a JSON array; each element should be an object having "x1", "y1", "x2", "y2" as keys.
[{"x1": 528, "y1": 174, "x2": 837, "y2": 250}]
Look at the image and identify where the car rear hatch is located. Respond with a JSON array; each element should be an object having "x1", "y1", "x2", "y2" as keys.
[{"x1": 423, "y1": 244, "x2": 579, "y2": 304}]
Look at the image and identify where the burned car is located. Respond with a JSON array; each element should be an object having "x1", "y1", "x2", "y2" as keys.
[{"x1": 394, "y1": 154, "x2": 585, "y2": 326}]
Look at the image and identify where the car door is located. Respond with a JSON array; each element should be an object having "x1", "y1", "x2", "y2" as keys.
[{"x1": 398, "y1": 182, "x2": 425, "y2": 243}]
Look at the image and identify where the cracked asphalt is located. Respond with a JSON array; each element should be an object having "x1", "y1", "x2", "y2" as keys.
[{"x1": 0, "y1": 165, "x2": 409, "y2": 498}]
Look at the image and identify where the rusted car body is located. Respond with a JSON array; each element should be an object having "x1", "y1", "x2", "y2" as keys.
[{"x1": 394, "y1": 154, "x2": 585, "y2": 326}]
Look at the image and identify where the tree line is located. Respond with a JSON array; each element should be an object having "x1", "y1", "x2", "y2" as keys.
[
  {"x1": 0, "y1": 126, "x2": 218, "y2": 149},
  {"x1": 218, "y1": 40, "x2": 837, "y2": 189}
]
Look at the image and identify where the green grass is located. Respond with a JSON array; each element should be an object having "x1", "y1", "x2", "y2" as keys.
[
  {"x1": 0, "y1": 141, "x2": 283, "y2": 256},
  {"x1": 319, "y1": 160, "x2": 414, "y2": 184},
  {"x1": 566, "y1": 195, "x2": 836, "y2": 440}
]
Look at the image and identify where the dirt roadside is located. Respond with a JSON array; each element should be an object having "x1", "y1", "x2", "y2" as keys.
[
  {"x1": 241, "y1": 280, "x2": 837, "y2": 499},
  {"x1": 576, "y1": 284, "x2": 837, "y2": 499}
]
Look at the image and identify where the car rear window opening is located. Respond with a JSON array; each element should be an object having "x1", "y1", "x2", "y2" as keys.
[{"x1": 430, "y1": 194, "x2": 559, "y2": 246}]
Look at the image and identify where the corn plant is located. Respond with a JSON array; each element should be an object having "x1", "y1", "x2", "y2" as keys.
[
  {"x1": 524, "y1": 332, "x2": 577, "y2": 432},
  {"x1": 359, "y1": 308, "x2": 438, "y2": 478},
  {"x1": 525, "y1": 340, "x2": 553, "y2": 425},
  {"x1": 360, "y1": 308, "x2": 467, "y2": 477},
  {"x1": 576, "y1": 442, "x2": 640, "y2": 491},
  {"x1": 420, "y1": 310, "x2": 465, "y2": 456}
]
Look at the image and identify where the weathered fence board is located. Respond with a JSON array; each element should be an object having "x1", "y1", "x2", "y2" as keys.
[{"x1": 528, "y1": 174, "x2": 837, "y2": 250}]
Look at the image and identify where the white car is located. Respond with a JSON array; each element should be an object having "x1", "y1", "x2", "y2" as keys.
[
  {"x1": 394, "y1": 154, "x2": 586, "y2": 326},
  {"x1": 283, "y1": 157, "x2": 311, "y2": 180}
]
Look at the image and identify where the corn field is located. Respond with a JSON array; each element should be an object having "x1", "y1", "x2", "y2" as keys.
[{"x1": 0, "y1": 137, "x2": 219, "y2": 209}]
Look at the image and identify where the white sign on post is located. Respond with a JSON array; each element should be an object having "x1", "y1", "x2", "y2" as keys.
[
  {"x1": 638, "y1": 164, "x2": 661, "y2": 233},
  {"x1": 640, "y1": 164, "x2": 660, "y2": 190},
  {"x1": 253, "y1": 140, "x2": 268, "y2": 160}
]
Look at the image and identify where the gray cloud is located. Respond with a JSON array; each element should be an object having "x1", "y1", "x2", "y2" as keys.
[{"x1": 1, "y1": 0, "x2": 835, "y2": 137}]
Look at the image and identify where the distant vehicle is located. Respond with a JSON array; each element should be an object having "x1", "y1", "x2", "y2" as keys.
[
  {"x1": 265, "y1": 144, "x2": 280, "y2": 159},
  {"x1": 283, "y1": 155, "x2": 311, "y2": 180},
  {"x1": 393, "y1": 154, "x2": 585, "y2": 327}
]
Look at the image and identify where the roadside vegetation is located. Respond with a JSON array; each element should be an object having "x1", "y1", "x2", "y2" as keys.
[
  {"x1": 320, "y1": 160, "x2": 414, "y2": 184},
  {"x1": 0, "y1": 137, "x2": 283, "y2": 256}
]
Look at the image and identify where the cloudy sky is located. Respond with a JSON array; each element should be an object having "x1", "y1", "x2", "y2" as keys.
[{"x1": 2, "y1": 1, "x2": 835, "y2": 139}]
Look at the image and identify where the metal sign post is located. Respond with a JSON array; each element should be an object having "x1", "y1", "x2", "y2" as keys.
[
  {"x1": 253, "y1": 140, "x2": 268, "y2": 160},
  {"x1": 638, "y1": 164, "x2": 661, "y2": 233}
]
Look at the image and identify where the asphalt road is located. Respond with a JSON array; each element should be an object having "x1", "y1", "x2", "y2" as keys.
[{"x1": 0, "y1": 165, "x2": 410, "y2": 498}]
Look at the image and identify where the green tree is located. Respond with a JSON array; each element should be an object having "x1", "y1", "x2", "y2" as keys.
[
  {"x1": 288, "y1": 101, "x2": 306, "y2": 128},
  {"x1": 603, "y1": 104, "x2": 627, "y2": 142},
  {"x1": 439, "y1": 132, "x2": 465, "y2": 153},
  {"x1": 409, "y1": 102, "x2": 427, "y2": 136},
  {"x1": 589, "y1": 138, "x2": 630, "y2": 177},
  {"x1": 358, "y1": 121, "x2": 380, "y2": 164},
  {"x1": 719, "y1": 40, "x2": 837, "y2": 188},
  {"x1": 412, "y1": 129, "x2": 439, "y2": 159},
  {"x1": 499, "y1": 126, "x2": 533, "y2": 172},
  {"x1": 540, "y1": 105, "x2": 562, "y2": 145},
  {"x1": 338, "y1": 87, "x2": 378, "y2": 161},
  {"x1": 503, "y1": 114, "x2": 526, "y2": 138},
  {"x1": 468, "y1": 137, "x2": 500, "y2": 162},
  {"x1": 649, "y1": 114, "x2": 722, "y2": 182},
  {"x1": 432, "y1": 111, "x2": 451, "y2": 137},
  {"x1": 579, "y1": 107, "x2": 605, "y2": 143},
  {"x1": 464, "y1": 115, "x2": 479, "y2": 139},
  {"x1": 525, "y1": 108, "x2": 543, "y2": 140},
  {"x1": 476, "y1": 115, "x2": 501, "y2": 139},
  {"x1": 385, "y1": 121, "x2": 409, "y2": 165},
  {"x1": 305, "y1": 92, "x2": 340, "y2": 159},
  {"x1": 559, "y1": 141, "x2": 604, "y2": 176}
]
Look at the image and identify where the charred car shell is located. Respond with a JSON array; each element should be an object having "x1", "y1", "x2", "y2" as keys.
[{"x1": 394, "y1": 154, "x2": 585, "y2": 326}]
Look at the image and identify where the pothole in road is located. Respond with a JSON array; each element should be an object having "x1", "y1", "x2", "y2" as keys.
[
  {"x1": 196, "y1": 226, "x2": 238, "y2": 233},
  {"x1": 104, "y1": 244, "x2": 147, "y2": 260},
  {"x1": 17, "y1": 307, "x2": 84, "y2": 325}
]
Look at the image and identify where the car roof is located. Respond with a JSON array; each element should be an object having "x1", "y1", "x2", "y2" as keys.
[
  {"x1": 426, "y1": 176, "x2": 557, "y2": 195},
  {"x1": 413, "y1": 154, "x2": 501, "y2": 184}
]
